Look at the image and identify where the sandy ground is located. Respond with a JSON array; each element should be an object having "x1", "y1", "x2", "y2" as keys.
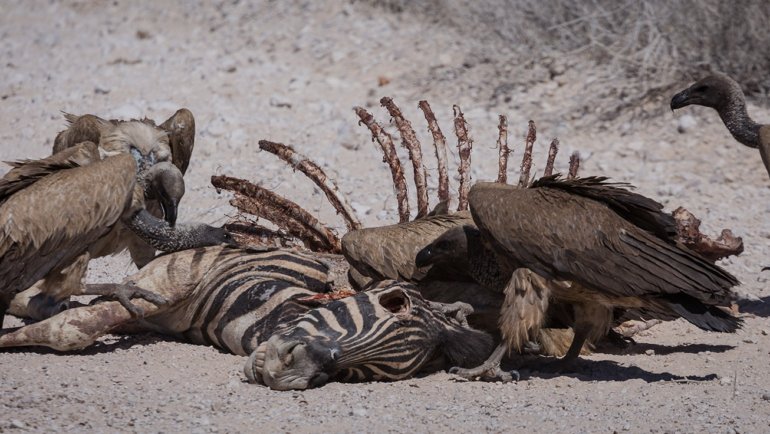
[{"x1": 1, "y1": 1, "x2": 770, "y2": 432}]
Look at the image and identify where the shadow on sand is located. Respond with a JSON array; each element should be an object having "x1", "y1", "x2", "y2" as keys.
[
  {"x1": 503, "y1": 357, "x2": 720, "y2": 383},
  {"x1": 0, "y1": 332, "x2": 182, "y2": 356},
  {"x1": 738, "y1": 295, "x2": 770, "y2": 317}
]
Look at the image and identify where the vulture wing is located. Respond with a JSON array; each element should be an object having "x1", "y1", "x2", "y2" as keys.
[
  {"x1": 468, "y1": 182, "x2": 739, "y2": 319},
  {"x1": 53, "y1": 113, "x2": 114, "y2": 154},
  {"x1": 159, "y1": 108, "x2": 195, "y2": 175},
  {"x1": 0, "y1": 142, "x2": 101, "y2": 206},
  {"x1": 0, "y1": 154, "x2": 137, "y2": 300}
]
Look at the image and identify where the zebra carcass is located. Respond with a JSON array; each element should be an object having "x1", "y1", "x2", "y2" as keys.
[{"x1": 0, "y1": 246, "x2": 493, "y2": 390}]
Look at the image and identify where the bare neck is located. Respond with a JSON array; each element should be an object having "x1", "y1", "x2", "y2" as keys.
[{"x1": 718, "y1": 97, "x2": 762, "y2": 149}]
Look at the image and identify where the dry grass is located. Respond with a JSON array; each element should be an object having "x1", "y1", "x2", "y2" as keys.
[{"x1": 367, "y1": 0, "x2": 770, "y2": 115}]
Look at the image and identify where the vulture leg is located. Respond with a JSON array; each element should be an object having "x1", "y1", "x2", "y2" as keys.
[
  {"x1": 535, "y1": 302, "x2": 613, "y2": 372},
  {"x1": 84, "y1": 284, "x2": 167, "y2": 317},
  {"x1": 448, "y1": 343, "x2": 519, "y2": 382},
  {"x1": 428, "y1": 300, "x2": 474, "y2": 327},
  {"x1": 0, "y1": 300, "x2": 138, "y2": 351}
]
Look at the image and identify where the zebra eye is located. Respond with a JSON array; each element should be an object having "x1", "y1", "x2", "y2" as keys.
[{"x1": 379, "y1": 290, "x2": 411, "y2": 315}]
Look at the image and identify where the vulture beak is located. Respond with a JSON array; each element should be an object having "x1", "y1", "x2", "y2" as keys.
[
  {"x1": 143, "y1": 162, "x2": 185, "y2": 227},
  {"x1": 160, "y1": 196, "x2": 178, "y2": 227},
  {"x1": 670, "y1": 90, "x2": 691, "y2": 111}
]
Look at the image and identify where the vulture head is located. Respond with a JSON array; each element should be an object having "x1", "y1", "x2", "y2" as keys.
[
  {"x1": 414, "y1": 225, "x2": 475, "y2": 269},
  {"x1": 141, "y1": 162, "x2": 185, "y2": 226},
  {"x1": 670, "y1": 73, "x2": 744, "y2": 112}
]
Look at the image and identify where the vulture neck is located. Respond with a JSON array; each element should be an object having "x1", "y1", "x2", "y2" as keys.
[
  {"x1": 465, "y1": 231, "x2": 511, "y2": 292},
  {"x1": 717, "y1": 96, "x2": 762, "y2": 149},
  {"x1": 124, "y1": 209, "x2": 210, "y2": 252}
]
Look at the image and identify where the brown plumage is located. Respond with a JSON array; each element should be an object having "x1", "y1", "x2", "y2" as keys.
[
  {"x1": 52, "y1": 109, "x2": 195, "y2": 267},
  {"x1": 448, "y1": 177, "x2": 741, "y2": 379},
  {"x1": 671, "y1": 73, "x2": 770, "y2": 180},
  {"x1": 0, "y1": 146, "x2": 234, "y2": 325}
]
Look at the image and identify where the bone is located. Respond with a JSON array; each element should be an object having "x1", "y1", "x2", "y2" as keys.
[
  {"x1": 672, "y1": 207, "x2": 744, "y2": 261},
  {"x1": 258, "y1": 140, "x2": 362, "y2": 231},
  {"x1": 224, "y1": 220, "x2": 299, "y2": 248},
  {"x1": 543, "y1": 138, "x2": 560, "y2": 177},
  {"x1": 355, "y1": 107, "x2": 410, "y2": 222},
  {"x1": 568, "y1": 152, "x2": 580, "y2": 179},
  {"x1": 496, "y1": 115, "x2": 510, "y2": 184},
  {"x1": 518, "y1": 120, "x2": 536, "y2": 187},
  {"x1": 453, "y1": 105, "x2": 473, "y2": 211},
  {"x1": 381, "y1": 97, "x2": 429, "y2": 219},
  {"x1": 212, "y1": 175, "x2": 341, "y2": 253},
  {"x1": 418, "y1": 100, "x2": 450, "y2": 205}
]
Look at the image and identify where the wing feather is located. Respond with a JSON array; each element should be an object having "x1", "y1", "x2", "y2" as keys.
[
  {"x1": 159, "y1": 109, "x2": 195, "y2": 175},
  {"x1": 0, "y1": 154, "x2": 137, "y2": 297},
  {"x1": 468, "y1": 182, "x2": 738, "y2": 307}
]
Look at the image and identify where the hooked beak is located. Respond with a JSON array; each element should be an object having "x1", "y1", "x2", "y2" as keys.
[
  {"x1": 160, "y1": 196, "x2": 178, "y2": 227},
  {"x1": 670, "y1": 90, "x2": 692, "y2": 111}
]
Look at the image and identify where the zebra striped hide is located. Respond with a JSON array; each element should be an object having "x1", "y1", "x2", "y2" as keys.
[{"x1": 0, "y1": 246, "x2": 494, "y2": 390}]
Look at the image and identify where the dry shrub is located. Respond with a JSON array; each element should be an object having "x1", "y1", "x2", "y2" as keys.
[{"x1": 366, "y1": 0, "x2": 770, "y2": 112}]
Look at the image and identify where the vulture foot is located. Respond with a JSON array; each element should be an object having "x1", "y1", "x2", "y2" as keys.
[
  {"x1": 448, "y1": 343, "x2": 519, "y2": 382},
  {"x1": 428, "y1": 300, "x2": 473, "y2": 327},
  {"x1": 85, "y1": 284, "x2": 167, "y2": 317},
  {"x1": 449, "y1": 364, "x2": 519, "y2": 382}
]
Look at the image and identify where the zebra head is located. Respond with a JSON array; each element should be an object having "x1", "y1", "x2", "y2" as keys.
[{"x1": 244, "y1": 281, "x2": 494, "y2": 390}]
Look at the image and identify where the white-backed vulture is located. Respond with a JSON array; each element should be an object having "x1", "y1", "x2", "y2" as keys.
[
  {"x1": 435, "y1": 177, "x2": 741, "y2": 380},
  {"x1": 671, "y1": 73, "x2": 770, "y2": 180},
  {"x1": 0, "y1": 143, "x2": 234, "y2": 326}
]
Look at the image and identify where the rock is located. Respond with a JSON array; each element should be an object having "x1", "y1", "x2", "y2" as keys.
[
  {"x1": 10, "y1": 420, "x2": 26, "y2": 429},
  {"x1": 351, "y1": 202, "x2": 371, "y2": 216},
  {"x1": 351, "y1": 407, "x2": 367, "y2": 417},
  {"x1": 644, "y1": 349, "x2": 655, "y2": 356},
  {"x1": 719, "y1": 376, "x2": 732, "y2": 386},
  {"x1": 762, "y1": 393, "x2": 770, "y2": 401},
  {"x1": 269, "y1": 95, "x2": 292, "y2": 109},
  {"x1": 676, "y1": 114, "x2": 697, "y2": 134}
]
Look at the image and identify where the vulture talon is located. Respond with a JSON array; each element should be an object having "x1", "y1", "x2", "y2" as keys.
[
  {"x1": 449, "y1": 364, "x2": 519, "y2": 383},
  {"x1": 428, "y1": 300, "x2": 473, "y2": 327},
  {"x1": 85, "y1": 284, "x2": 167, "y2": 318}
]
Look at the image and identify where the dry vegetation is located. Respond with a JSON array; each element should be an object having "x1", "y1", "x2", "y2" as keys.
[{"x1": 368, "y1": 0, "x2": 770, "y2": 117}]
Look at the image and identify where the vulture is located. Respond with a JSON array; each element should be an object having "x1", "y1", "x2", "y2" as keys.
[
  {"x1": 423, "y1": 177, "x2": 741, "y2": 379},
  {"x1": 0, "y1": 142, "x2": 234, "y2": 326},
  {"x1": 671, "y1": 73, "x2": 770, "y2": 180},
  {"x1": 52, "y1": 109, "x2": 195, "y2": 267}
]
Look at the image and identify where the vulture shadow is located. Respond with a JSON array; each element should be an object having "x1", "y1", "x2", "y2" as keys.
[
  {"x1": 738, "y1": 295, "x2": 770, "y2": 317},
  {"x1": 607, "y1": 342, "x2": 735, "y2": 356},
  {"x1": 506, "y1": 358, "x2": 719, "y2": 383}
]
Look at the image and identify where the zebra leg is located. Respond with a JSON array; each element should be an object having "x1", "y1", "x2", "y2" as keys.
[
  {"x1": 428, "y1": 300, "x2": 474, "y2": 327},
  {"x1": 448, "y1": 343, "x2": 519, "y2": 382},
  {"x1": 0, "y1": 301, "x2": 135, "y2": 351},
  {"x1": 85, "y1": 283, "x2": 167, "y2": 317}
]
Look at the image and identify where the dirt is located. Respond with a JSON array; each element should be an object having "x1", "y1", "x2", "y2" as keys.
[{"x1": 1, "y1": 1, "x2": 769, "y2": 433}]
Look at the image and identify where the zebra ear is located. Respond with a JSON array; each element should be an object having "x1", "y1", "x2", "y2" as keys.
[{"x1": 439, "y1": 326, "x2": 495, "y2": 368}]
